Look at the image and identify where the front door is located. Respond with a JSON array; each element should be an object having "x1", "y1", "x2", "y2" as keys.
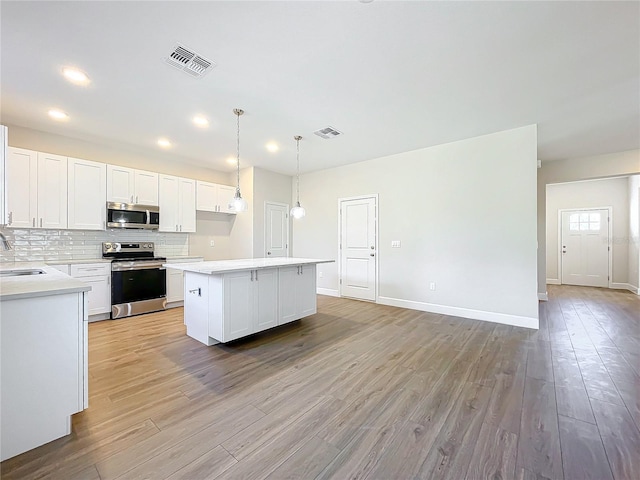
[
  {"x1": 561, "y1": 209, "x2": 609, "y2": 287},
  {"x1": 340, "y1": 196, "x2": 377, "y2": 301},
  {"x1": 265, "y1": 202, "x2": 289, "y2": 258}
]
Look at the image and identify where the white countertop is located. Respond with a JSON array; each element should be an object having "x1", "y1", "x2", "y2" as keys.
[
  {"x1": 0, "y1": 263, "x2": 91, "y2": 301},
  {"x1": 165, "y1": 256, "x2": 204, "y2": 262},
  {"x1": 45, "y1": 258, "x2": 112, "y2": 265},
  {"x1": 165, "y1": 258, "x2": 334, "y2": 274}
]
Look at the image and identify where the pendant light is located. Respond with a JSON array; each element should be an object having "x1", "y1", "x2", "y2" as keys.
[
  {"x1": 229, "y1": 108, "x2": 248, "y2": 212},
  {"x1": 290, "y1": 135, "x2": 306, "y2": 219}
]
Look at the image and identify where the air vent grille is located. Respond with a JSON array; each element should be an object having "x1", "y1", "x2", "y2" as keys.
[
  {"x1": 314, "y1": 126, "x2": 343, "y2": 139},
  {"x1": 165, "y1": 44, "x2": 215, "y2": 78}
]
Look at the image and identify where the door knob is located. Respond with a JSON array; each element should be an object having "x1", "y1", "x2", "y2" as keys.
[{"x1": 370, "y1": 253, "x2": 375, "y2": 257}]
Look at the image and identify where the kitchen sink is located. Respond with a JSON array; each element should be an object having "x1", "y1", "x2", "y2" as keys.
[{"x1": 0, "y1": 269, "x2": 46, "y2": 277}]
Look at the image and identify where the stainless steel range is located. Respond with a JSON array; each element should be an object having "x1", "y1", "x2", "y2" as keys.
[{"x1": 103, "y1": 242, "x2": 167, "y2": 319}]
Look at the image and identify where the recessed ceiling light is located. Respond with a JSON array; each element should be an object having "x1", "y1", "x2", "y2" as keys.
[
  {"x1": 265, "y1": 142, "x2": 279, "y2": 153},
  {"x1": 62, "y1": 67, "x2": 90, "y2": 85},
  {"x1": 48, "y1": 109, "x2": 69, "y2": 121},
  {"x1": 157, "y1": 138, "x2": 172, "y2": 148},
  {"x1": 226, "y1": 156, "x2": 237, "y2": 165},
  {"x1": 192, "y1": 115, "x2": 209, "y2": 128}
]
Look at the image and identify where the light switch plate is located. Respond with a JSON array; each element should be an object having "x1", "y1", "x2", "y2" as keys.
[{"x1": 391, "y1": 240, "x2": 401, "y2": 248}]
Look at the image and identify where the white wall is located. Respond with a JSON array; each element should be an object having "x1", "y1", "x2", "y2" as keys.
[
  {"x1": 537, "y1": 149, "x2": 640, "y2": 295},
  {"x1": 252, "y1": 167, "x2": 292, "y2": 258},
  {"x1": 545, "y1": 177, "x2": 629, "y2": 284},
  {"x1": 294, "y1": 125, "x2": 539, "y2": 328},
  {"x1": 629, "y1": 175, "x2": 640, "y2": 290}
]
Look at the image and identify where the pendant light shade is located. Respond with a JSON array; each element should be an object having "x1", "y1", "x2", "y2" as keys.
[
  {"x1": 229, "y1": 108, "x2": 248, "y2": 213},
  {"x1": 290, "y1": 135, "x2": 306, "y2": 219}
]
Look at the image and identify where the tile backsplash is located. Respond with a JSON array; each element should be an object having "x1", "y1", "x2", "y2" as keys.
[{"x1": 0, "y1": 228, "x2": 189, "y2": 263}]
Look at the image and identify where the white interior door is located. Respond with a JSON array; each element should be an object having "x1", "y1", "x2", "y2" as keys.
[
  {"x1": 265, "y1": 202, "x2": 289, "y2": 258},
  {"x1": 340, "y1": 196, "x2": 377, "y2": 301},
  {"x1": 561, "y1": 209, "x2": 609, "y2": 287}
]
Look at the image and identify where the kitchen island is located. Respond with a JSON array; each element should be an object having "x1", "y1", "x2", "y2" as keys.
[{"x1": 165, "y1": 258, "x2": 334, "y2": 345}]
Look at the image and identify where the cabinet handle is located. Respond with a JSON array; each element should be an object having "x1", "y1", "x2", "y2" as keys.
[
  {"x1": 175, "y1": 225, "x2": 178, "y2": 232},
  {"x1": 8, "y1": 212, "x2": 12, "y2": 225},
  {"x1": 130, "y1": 195, "x2": 134, "y2": 203},
  {"x1": 32, "y1": 218, "x2": 35, "y2": 227},
  {"x1": 250, "y1": 270, "x2": 254, "y2": 281},
  {"x1": 136, "y1": 195, "x2": 139, "y2": 203},
  {"x1": 255, "y1": 270, "x2": 258, "y2": 281},
  {"x1": 180, "y1": 225, "x2": 182, "y2": 232},
  {"x1": 188, "y1": 287, "x2": 201, "y2": 296},
  {"x1": 40, "y1": 218, "x2": 43, "y2": 228}
]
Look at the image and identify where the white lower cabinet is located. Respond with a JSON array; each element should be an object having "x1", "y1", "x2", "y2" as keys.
[
  {"x1": 166, "y1": 258, "x2": 204, "y2": 307},
  {"x1": 0, "y1": 291, "x2": 87, "y2": 461},
  {"x1": 279, "y1": 264, "x2": 317, "y2": 325},
  {"x1": 70, "y1": 263, "x2": 111, "y2": 317},
  {"x1": 167, "y1": 269, "x2": 184, "y2": 304}
]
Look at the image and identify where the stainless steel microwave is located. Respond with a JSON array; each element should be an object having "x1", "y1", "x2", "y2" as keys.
[{"x1": 106, "y1": 202, "x2": 160, "y2": 230}]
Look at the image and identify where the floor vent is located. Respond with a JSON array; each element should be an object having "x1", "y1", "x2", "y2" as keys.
[
  {"x1": 314, "y1": 126, "x2": 343, "y2": 139},
  {"x1": 165, "y1": 44, "x2": 215, "y2": 78}
]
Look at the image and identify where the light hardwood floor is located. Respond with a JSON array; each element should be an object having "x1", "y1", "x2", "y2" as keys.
[{"x1": 1, "y1": 285, "x2": 639, "y2": 479}]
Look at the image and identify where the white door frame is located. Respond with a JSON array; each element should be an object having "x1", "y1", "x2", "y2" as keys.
[
  {"x1": 264, "y1": 201, "x2": 289, "y2": 257},
  {"x1": 338, "y1": 194, "x2": 379, "y2": 301},
  {"x1": 557, "y1": 206, "x2": 612, "y2": 288}
]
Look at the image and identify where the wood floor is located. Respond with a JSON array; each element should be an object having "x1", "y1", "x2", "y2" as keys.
[{"x1": 2, "y1": 285, "x2": 639, "y2": 480}]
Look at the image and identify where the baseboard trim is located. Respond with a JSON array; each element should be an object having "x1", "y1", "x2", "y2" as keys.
[
  {"x1": 546, "y1": 278, "x2": 561, "y2": 285},
  {"x1": 88, "y1": 313, "x2": 110, "y2": 323},
  {"x1": 538, "y1": 292, "x2": 549, "y2": 301},
  {"x1": 166, "y1": 300, "x2": 184, "y2": 309},
  {"x1": 377, "y1": 296, "x2": 538, "y2": 330},
  {"x1": 317, "y1": 288, "x2": 340, "y2": 297},
  {"x1": 610, "y1": 283, "x2": 640, "y2": 294}
]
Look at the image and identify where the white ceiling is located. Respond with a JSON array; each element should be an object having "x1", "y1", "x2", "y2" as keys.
[{"x1": 1, "y1": 1, "x2": 638, "y2": 175}]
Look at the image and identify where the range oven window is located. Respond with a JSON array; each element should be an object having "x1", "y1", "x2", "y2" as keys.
[{"x1": 111, "y1": 268, "x2": 166, "y2": 305}]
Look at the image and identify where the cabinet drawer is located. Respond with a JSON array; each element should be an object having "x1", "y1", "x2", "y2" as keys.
[{"x1": 70, "y1": 263, "x2": 111, "y2": 278}]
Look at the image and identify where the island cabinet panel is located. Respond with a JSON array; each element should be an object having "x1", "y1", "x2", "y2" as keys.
[
  {"x1": 254, "y1": 268, "x2": 279, "y2": 331},
  {"x1": 223, "y1": 270, "x2": 254, "y2": 341},
  {"x1": 184, "y1": 272, "x2": 212, "y2": 345},
  {"x1": 279, "y1": 264, "x2": 317, "y2": 325}
]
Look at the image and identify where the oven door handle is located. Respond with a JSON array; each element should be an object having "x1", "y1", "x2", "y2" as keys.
[{"x1": 111, "y1": 264, "x2": 165, "y2": 272}]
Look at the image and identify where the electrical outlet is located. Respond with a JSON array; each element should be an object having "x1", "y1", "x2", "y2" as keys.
[
  {"x1": 209, "y1": 240, "x2": 215, "y2": 247},
  {"x1": 319, "y1": 271, "x2": 323, "y2": 278},
  {"x1": 391, "y1": 240, "x2": 401, "y2": 248},
  {"x1": 429, "y1": 282, "x2": 436, "y2": 291}
]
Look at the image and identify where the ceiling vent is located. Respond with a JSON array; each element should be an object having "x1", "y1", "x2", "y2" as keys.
[
  {"x1": 314, "y1": 126, "x2": 343, "y2": 139},
  {"x1": 165, "y1": 44, "x2": 215, "y2": 78}
]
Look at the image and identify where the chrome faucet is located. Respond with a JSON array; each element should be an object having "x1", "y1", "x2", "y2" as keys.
[{"x1": 0, "y1": 230, "x2": 12, "y2": 251}]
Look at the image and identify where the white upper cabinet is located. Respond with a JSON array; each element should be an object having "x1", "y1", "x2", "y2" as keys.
[
  {"x1": 6, "y1": 148, "x2": 67, "y2": 229},
  {"x1": 68, "y1": 157, "x2": 106, "y2": 230},
  {"x1": 135, "y1": 169, "x2": 159, "y2": 205},
  {"x1": 159, "y1": 174, "x2": 196, "y2": 233},
  {"x1": 6, "y1": 147, "x2": 37, "y2": 228},
  {"x1": 106, "y1": 165, "x2": 158, "y2": 206},
  {"x1": 196, "y1": 181, "x2": 237, "y2": 214},
  {"x1": 179, "y1": 177, "x2": 196, "y2": 232},
  {"x1": 36, "y1": 152, "x2": 68, "y2": 229}
]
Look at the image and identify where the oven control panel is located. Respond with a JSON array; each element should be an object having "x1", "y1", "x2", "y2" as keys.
[{"x1": 102, "y1": 242, "x2": 155, "y2": 255}]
